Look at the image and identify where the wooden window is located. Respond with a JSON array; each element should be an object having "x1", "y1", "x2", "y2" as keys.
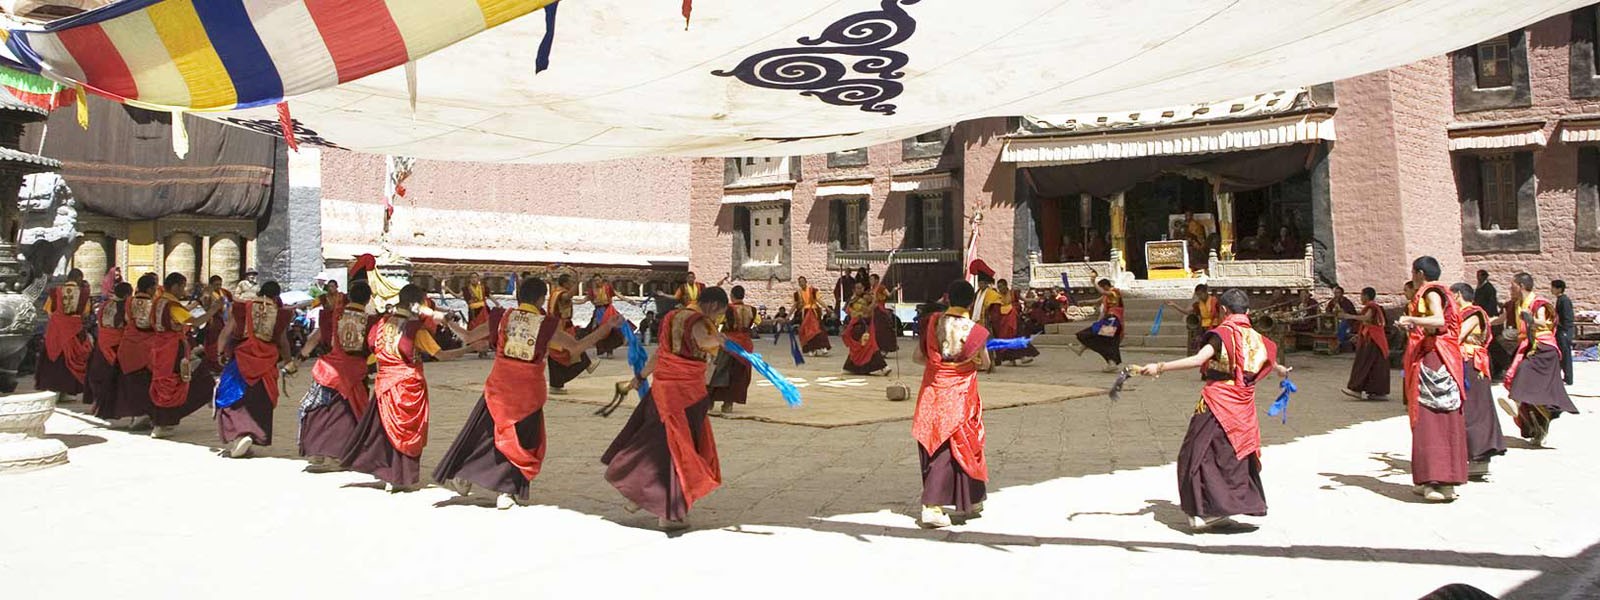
[
  {"x1": 831, "y1": 198, "x2": 867, "y2": 251},
  {"x1": 1479, "y1": 155, "x2": 1518, "y2": 231},
  {"x1": 1476, "y1": 36, "x2": 1512, "y2": 89},
  {"x1": 906, "y1": 192, "x2": 953, "y2": 249},
  {"x1": 745, "y1": 204, "x2": 786, "y2": 265},
  {"x1": 827, "y1": 148, "x2": 868, "y2": 168}
]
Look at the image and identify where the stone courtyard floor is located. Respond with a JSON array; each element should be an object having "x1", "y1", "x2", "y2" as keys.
[{"x1": 4, "y1": 338, "x2": 1598, "y2": 599}]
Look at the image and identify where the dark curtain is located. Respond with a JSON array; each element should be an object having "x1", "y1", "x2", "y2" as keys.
[
  {"x1": 1022, "y1": 143, "x2": 1323, "y2": 199},
  {"x1": 22, "y1": 96, "x2": 276, "y2": 220}
]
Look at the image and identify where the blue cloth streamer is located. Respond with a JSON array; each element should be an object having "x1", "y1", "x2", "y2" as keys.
[
  {"x1": 986, "y1": 337, "x2": 1034, "y2": 351},
  {"x1": 1089, "y1": 316, "x2": 1120, "y2": 336},
  {"x1": 214, "y1": 361, "x2": 248, "y2": 409},
  {"x1": 1060, "y1": 273, "x2": 1074, "y2": 306},
  {"x1": 723, "y1": 339, "x2": 802, "y2": 407},
  {"x1": 535, "y1": 1, "x2": 560, "y2": 73},
  {"x1": 1267, "y1": 378, "x2": 1297, "y2": 424},
  {"x1": 1335, "y1": 320, "x2": 1352, "y2": 346},
  {"x1": 1462, "y1": 359, "x2": 1472, "y2": 391},
  {"x1": 788, "y1": 328, "x2": 806, "y2": 365},
  {"x1": 1149, "y1": 304, "x2": 1165, "y2": 337},
  {"x1": 595, "y1": 304, "x2": 651, "y2": 400}
]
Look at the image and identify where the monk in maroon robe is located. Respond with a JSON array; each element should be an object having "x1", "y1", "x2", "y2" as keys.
[
  {"x1": 868, "y1": 274, "x2": 900, "y2": 354},
  {"x1": 1339, "y1": 287, "x2": 1391, "y2": 401},
  {"x1": 215, "y1": 281, "x2": 293, "y2": 457},
  {"x1": 602, "y1": 287, "x2": 729, "y2": 531},
  {"x1": 1452, "y1": 283, "x2": 1505, "y2": 481},
  {"x1": 1503, "y1": 272, "x2": 1579, "y2": 446},
  {"x1": 111, "y1": 273, "x2": 161, "y2": 430},
  {"x1": 709, "y1": 285, "x2": 759, "y2": 414},
  {"x1": 35, "y1": 269, "x2": 92, "y2": 399},
  {"x1": 586, "y1": 275, "x2": 627, "y2": 357},
  {"x1": 341, "y1": 284, "x2": 475, "y2": 491},
  {"x1": 842, "y1": 282, "x2": 890, "y2": 376},
  {"x1": 295, "y1": 280, "x2": 378, "y2": 468},
  {"x1": 435, "y1": 277, "x2": 619, "y2": 508},
  {"x1": 984, "y1": 279, "x2": 1039, "y2": 365},
  {"x1": 87, "y1": 282, "x2": 131, "y2": 419},
  {"x1": 546, "y1": 274, "x2": 595, "y2": 394},
  {"x1": 912, "y1": 281, "x2": 991, "y2": 528},
  {"x1": 1139, "y1": 289, "x2": 1291, "y2": 532},
  {"x1": 1396, "y1": 256, "x2": 1468, "y2": 503},
  {"x1": 794, "y1": 276, "x2": 832, "y2": 355},
  {"x1": 147, "y1": 273, "x2": 207, "y2": 439}
]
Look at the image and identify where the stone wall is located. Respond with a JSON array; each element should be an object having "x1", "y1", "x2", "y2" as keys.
[{"x1": 1329, "y1": 72, "x2": 1410, "y2": 292}]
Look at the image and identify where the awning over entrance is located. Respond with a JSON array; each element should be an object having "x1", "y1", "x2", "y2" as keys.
[
  {"x1": 1560, "y1": 116, "x2": 1600, "y2": 143},
  {"x1": 1003, "y1": 112, "x2": 1335, "y2": 168},
  {"x1": 1447, "y1": 119, "x2": 1547, "y2": 151},
  {"x1": 721, "y1": 186, "x2": 793, "y2": 204},
  {"x1": 890, "y1": 171, "x2": 954, "y2": 193},
  {"x1": 1018, "y1": 142, "x2": 1325, "y2": 199}
]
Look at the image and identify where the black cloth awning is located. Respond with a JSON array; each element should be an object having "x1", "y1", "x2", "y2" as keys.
[{"x1": 22, "y1": 97, "x2": 277, "y2": 220}]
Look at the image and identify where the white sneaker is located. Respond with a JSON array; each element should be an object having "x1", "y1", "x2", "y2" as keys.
[
  {"x1": 585, "y1": 358, "x2": 599, "y2": 374},
  {"x1": 658, "y1": 517, "x2": 690, "y2": 531},
  {"x1": 549, "y1": 387, "x2": 569, "y2": 395},
  {"x1": 1341, "y1": 388, "x2": 1365, "y2": 401},
  {"x1": 149, "y1": 425, "x2": 174, "y2": 439},
  {"x1": 1440, "y1": 485, "x2": 1458, "y2": 501},
  {"x1": 622, "y1": 500, "x2": 641, "y2": 514},
  {"x1": 1190, "y1": 515, "x2": 1234, "y2": 532},
  {"x1": 130, "y1": 416, "x2": 152, "y2": 431},
  {"x1": 918, "y1": 505, "x2": 952, "y2": 528},
  {"x1": 227, "y1": 436, "x2": 252, "y2": 458},
  {"x1": 1423, "y1": 486, "x2": 1447, "y2": 502},
  {"x1": 496, "y1": 494, "x2": 516, "y2": 510}
]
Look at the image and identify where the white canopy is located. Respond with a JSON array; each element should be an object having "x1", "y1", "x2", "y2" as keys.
[{"x1": 188, "y1": 0, "x2": 1586, "y2": 162}]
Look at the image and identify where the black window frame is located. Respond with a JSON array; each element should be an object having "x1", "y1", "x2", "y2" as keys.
[
  {"x1": 902, "y1": 127, "x2": 951, "y2": 160},
  {"x1": 1571, "y1": 6, "x2": 1600, "y2": 98},
  {"x1": 1455, "y1": 151, "x2": 1540, "y2": 253},
  {"x1": 904, "y1": 191, "x2": 956, "y2": 250},
  {"x1": 829, "y1": 196, "x2": 869, "y2": 252},
  {"x1": 827, "y1": 148, "x2": 869, "y2": 168},
  {"x1": 1452, "y1": 30, "x2": 1531, "y2": 113}
]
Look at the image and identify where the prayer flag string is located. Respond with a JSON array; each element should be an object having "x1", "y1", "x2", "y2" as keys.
[
  {"x1": 1267, "y1": 377, "x2": 1297, "y2": 424},
  {"x1": 723, "y1": 339, "x2": 802, "y2": 407}
]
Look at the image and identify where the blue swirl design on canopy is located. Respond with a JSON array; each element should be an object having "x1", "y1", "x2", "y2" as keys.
[{"x1": 712, "y1": 0, "x2": 920, "y2": 116}]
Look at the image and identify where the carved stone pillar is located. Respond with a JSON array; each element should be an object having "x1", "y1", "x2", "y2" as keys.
[
  {"x1": 210, "y1": 234, "x2": 242, "y2": 287},
  {"x1": 164, "y1": 232, "x2": 197, "y2": 283},
  {"x1": 71, "y1": 233, "x2": 109, "y2": 295}
]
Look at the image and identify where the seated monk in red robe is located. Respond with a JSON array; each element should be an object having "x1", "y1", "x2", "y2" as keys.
[
  {"x1": 435, "y1": 277, "x2": 620, "y2": 509},
  {"x1": 708, "y1": 285, "x2": 759, "y2": 414},
  {"x1": 87, "y1": 282, "x2": 131, "y2": 420},
  {"x1": 1138, "y1": 288, "x2": 1291, "y2": 532},
  {"x1": 602, "y1": 287, "x2": 729, "y2": 531},
  {"x1": 912, "y1": 280, "x2": 992, "y2": 529},
  {"x1": 294, "y1": 280, "x2": 379, "y2": 468},
  {"x1": 35, "y1": 269, "x2": 92, "y2": 399},
  {"x1": 147, "y1": 273, "x2": 208, "y2": 440},
  {"x1": 793, "y1": 276, "x2": 832, "y2": 356},
  {"x1": 1396, "y1": 256, "x2": 1469, "y2": 503},
  {"x1": 341, "y1": 284, "x2": 477, "y2": 491},
  {"x1": 215, "y1": 280, "x2": 293, "y2": 457}
]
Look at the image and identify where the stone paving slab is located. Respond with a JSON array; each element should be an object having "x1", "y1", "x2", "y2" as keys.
[{"x1": 3, "y1": 345, "x2": 1597, "y2": 599}]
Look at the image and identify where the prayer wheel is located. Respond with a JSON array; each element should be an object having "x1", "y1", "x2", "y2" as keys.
[
  {"x1": 164, "y1": 232, "x2": 197, "y2": 283},
  {"x1": 70, "y1": 233, "x2": 109, "y2": 295},
  {"x1": 209, "y1": 234, "x2": 242, "y2": 287}
]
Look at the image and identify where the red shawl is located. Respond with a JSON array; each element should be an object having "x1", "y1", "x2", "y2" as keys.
[
  {"x1": 233, "y1": 300, "x2": 289, "y2": 407},
  {"x1": 1358, "y1": 300, "x2": 1390, "y2": 358},
  {"x1": 1459, "y1": 305, "x2": 1492, "y2": 379},
  {"x1": 372, "y1": 316, "x2": 430, "y2": 458},
  {"x1": 1201, "y1": 314, "x2": 1277, "y2": 460},
  {"x1": 1403, "y1": 282, "x2": 1464, "y2": 423},
  {"x1": 842, "y1": 312, "x2": 880, "y2": 367},
  {"x1": 653, "y1": 310, "x2": 722, "y2": 509},
  {"x1": 311, "y1": 299, "x2": 374, "y2": 416},
  {"x1": 94, "y1": 299, "x2": 124, "y2": 364},
  {"x1": 912, "y1": 312, "x2": 990, "y2": 481},
  {"x1": 724, "y1": 302, "x2": 755, "y2": 351},
  {"x1": 42, "y1": 284, "x2": 91, "y2": 383},
  {"x1": 482, "y1": 308, "x2": 560, "y2": 482},
  {"x1": 118, "y1": 295, "x2": 156, "y2": 374},
  {"x1": 986, "y1": 291, "x2": 1023, "y2": 339},
  {"x1": 148, "y1": 297, "x2": 192, "y2": 409},
  {"x1": 1505, "y1": 295, "x2": 1560, "y2": 387}
]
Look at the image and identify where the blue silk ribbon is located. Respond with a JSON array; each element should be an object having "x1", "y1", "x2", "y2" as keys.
[
  {"x1": 723, "y1": 339, "x2": 802, "y2": 407},
  {"x1": 214, "y1": 361, "x2": 247, "y2": 409},
  {"x1": 1267, "y1": 378, "x2": 1298, "y2": 424},
  {"x1": 787, "y1": 328, "x2": 806, "y2": 365},
  {"x1": 1149, "y1": 304, "x2": 1165, "y2": 337},
  {"x1": 986, "y1": 337, "x2": 1033, "y2": 351},
  {"x1": 535, "y1": 1, "x2": 560, "y2": 73}
]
